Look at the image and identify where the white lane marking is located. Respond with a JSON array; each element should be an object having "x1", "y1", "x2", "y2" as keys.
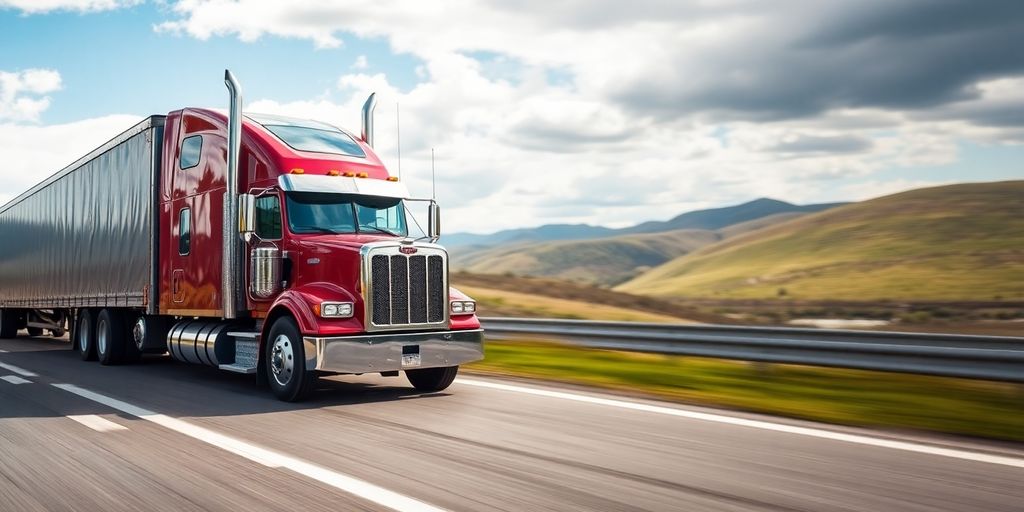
[
  {"x1": 52, "y1": 383, "x2": 445, "y2": 512},
  {"x1": 0, "y1": 349, "x2": 8, "y2": 353},
  {"x1": 456, "y1": 378, "x2": 1024, "y2": 469},
  {"x1": 67, "y1": 414, "x2": 128, "y2": 432},
  {"x1": 0, "y1": 362, "x2": 37, "y2": 377},
  {"x1": 1, "y1": 375, "x2": 31, "y2": 384}
]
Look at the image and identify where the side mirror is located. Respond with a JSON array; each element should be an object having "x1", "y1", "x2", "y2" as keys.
[
  {"x1": 239, "y1": 193, "x2": 256, "y2": 242},
  {"x1": 428, "y1": 202, "x2": 441, "y2": 241}
]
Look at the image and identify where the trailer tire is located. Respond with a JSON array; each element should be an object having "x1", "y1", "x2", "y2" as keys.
[
  {"x1": 264, "y1": 316, "x2": 317, "y2": 402},
  {"x1": 76, "y1": 310, "x2": 97, "y2": 361},
  {"x1": 0, "y1": 309, "x2": 17, "y2": 338},
  {"x1": 406, "y1": 366, "x2": 459, "y2": 392},
  {"x1": 96, "y1": 309, "x2": 126, "y2": 366}
]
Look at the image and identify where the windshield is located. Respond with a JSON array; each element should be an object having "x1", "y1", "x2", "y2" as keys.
[{"x1": 285, "y1": 192, "x2": 408, "y2": 237}]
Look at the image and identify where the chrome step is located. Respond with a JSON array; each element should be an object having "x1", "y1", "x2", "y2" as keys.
[{"x1": 218, "y1": 336, "x2": 259, "y2": 374}]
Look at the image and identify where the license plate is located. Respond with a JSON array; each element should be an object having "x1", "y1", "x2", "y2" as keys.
[{"x1": 402, "y1": 354, "x2": 421, "y2": 367}]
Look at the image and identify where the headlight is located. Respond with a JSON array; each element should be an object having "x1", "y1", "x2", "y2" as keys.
[
  {"x1": 450, "y1": 300, "x2": 476, "y2": 315},
  {"x1": 319, "y1": 301, "x2": 354, "y2": 318}
]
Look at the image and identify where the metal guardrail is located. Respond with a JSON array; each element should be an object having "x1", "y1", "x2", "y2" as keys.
[{"x1": 479, "y1": 317, "x2": 1024, "y2": 382}]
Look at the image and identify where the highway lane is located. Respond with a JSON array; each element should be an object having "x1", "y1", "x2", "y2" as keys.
[{"x1": 0, "y1": 335, "x2": 1021, "y2": 511}]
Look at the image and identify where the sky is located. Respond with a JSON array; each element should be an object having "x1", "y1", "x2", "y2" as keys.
[{"x1": 0, "y1": 0, "x2": 1021, "y2": 235}]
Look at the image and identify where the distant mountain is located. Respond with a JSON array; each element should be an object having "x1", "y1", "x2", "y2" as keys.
[
  {"x1": 617, "y1": 181, "x2": 1024, "y2": 301},
  {"x1": 445, "y1": 198, "x2": 846, "y2": 248},
  {"x1": 620, "y1": 198, "x2": 844, "y2": 234}
]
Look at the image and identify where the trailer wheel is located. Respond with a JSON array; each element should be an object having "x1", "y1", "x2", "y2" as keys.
[
  {"x1": 96, "y1": 309, "x2": 126, "y2": 366},
  {"x1": 76, "y1": 310, "x2": 97, "y2": 361},
  {"x1": 264, "y1": 316, "x2": 317, "y2": 402},
  {"x1": 0, "y1": 309, "x2": 17, "y2": 338},
  {"x1": 406, "y1": 366, "x2": 459, "y2": 392}
]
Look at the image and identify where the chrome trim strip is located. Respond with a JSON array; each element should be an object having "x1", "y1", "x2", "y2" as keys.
[
  {"x1": 277, "y1": 174, "x2": 411, "y2": 198},
  {"x1": 308, "y1": 329, "x2": 484, "y2": 373}
]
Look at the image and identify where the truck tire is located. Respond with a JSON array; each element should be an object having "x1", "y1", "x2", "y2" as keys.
[
  {"x1": 27, "y1": 327, "x2": 43, "y2": 337},
  {"x1": 96, "y1": 309, "x2": 127, "y2": 366},
  {"x1": 406, "y1": 366, "x2": 459, "y2": 392},
  {"x1": 264, "y1": 316, "x2": 317, "y2": 402},
  {"x1": 0, "y1": 309, "x2": 16, "y2": 338},
  {"x1": 76, "y1": 310, "x2": 97, "y2": 361}
]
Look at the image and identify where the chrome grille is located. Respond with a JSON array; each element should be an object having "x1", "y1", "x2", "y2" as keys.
[{"x1": 366, "y1": 244, "x2": 447, "y2": 330}]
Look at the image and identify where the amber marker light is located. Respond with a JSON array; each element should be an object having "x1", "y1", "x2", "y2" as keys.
[
  {"x1": 327, "y1": 170, "x2": 340, "y2": 176},
  {"x1": 342, "y1": 171, "x2": 355, "y2": 177},
  {"x1": 290, "y1": 168, "x2": 305, "y2": 174},
  {"x1": 356, "y1": 172, "x2": 369, "y2": 178},
  {"x1": 387, "y1": 176, "x2": 399, "y2": 182}
]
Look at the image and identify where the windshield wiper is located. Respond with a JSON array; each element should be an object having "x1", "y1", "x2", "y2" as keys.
[
  {"x1": 359, "y1": 225, "x2": 401, "y2": 237},
  {"x1": 293, "y1": 226, "x2": 345, "y2": 235}
]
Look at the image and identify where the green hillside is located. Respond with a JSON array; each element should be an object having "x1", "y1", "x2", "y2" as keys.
[
  {"x1": 452, "y1": 229, "x2": 722, "y2": 285},
  {"x1": 617, "y1": 181, "x2": 1024, "y2": 301}
]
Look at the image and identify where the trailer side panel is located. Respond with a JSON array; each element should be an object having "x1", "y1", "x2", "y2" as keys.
[{"x1": 0, "y1": 116, "x2": 164, "y2": 309}]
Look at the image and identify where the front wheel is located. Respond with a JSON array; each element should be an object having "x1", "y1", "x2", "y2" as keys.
[
  {"x1": 406, "y1": 366, "x2": 459, "y2": 392},
  {"x1": 264, "y1": 317, "x2": 317, "y2": 402}
]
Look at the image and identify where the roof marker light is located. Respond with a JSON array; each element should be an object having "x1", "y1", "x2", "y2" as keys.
[
  {"x1": 327, "y1": 170, "x2": 340, "y2": 176},
  {"x1": 387, "y1": 176, "x2": 399, "y2": 182},
  {"x1": 356, "y1": 172, "x2": 368, "y2": 178},
  {"x1": 342, "y1": 171, "x2": 355, "y2": 177},
  {"x1": 290, "y1": 168, "x2": 305, "y2": 175}
]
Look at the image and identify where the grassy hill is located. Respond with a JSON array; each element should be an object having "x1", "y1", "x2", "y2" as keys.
[
  {"x1": 452, "y1": 272, "x2": 729, "y2": 323},
  {"x1": 451, "y1": 206, "x2": 826, "y2": 286},
  {"x1": 617, "y1": 181, "x2": 1024, "y2": 301},
  {"x1": 452, "y1": 229, "x2": 722, "y2": 285}
]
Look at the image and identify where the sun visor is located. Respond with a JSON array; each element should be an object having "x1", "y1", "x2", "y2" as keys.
[{"x1": 278, "y1": 174, "x2": 411, "y2": 199}]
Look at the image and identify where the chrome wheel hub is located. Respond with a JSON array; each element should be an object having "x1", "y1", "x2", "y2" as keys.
[{"x1": 270, "y1": 334, "x2": 295, "y2": 386}]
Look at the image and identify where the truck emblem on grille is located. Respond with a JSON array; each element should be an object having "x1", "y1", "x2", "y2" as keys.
[{"x1": 399, "y1": 246, "x2": 418, "y2": 254}]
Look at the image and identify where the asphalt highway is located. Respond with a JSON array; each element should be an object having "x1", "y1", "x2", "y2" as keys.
[{"x1": 1, "y1": 335, "x2": 1021, "y2": 511}]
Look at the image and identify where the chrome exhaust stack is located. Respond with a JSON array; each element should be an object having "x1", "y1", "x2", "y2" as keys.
[
  {"x1": 361, "y1": 92, "x2": 377, "y2": 148},
  {"x1": 223, "y1": 69, "x2": 243, "y2": 319}
]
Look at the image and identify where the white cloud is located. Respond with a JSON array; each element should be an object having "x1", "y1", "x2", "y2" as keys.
[
  {"x1": 0, "y1": 68, "x2": 62, "y2": 122},
  {"x1": 0, "y1": 114, "x2": 144, "y2": 205},
  {"x1": 7, "y1": 2, "x2": 1007, "y2": 232},
  {"x1": 0, "y1": 0, "x2": 141, "y2": 13}
]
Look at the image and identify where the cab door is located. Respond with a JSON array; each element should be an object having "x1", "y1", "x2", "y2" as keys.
[{"x1": 168, "y1": 110, "x2": 229, "y2": 314}]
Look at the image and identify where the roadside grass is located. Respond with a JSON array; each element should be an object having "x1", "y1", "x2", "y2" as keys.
[
  {"x1": 457, "y1": 285, "x2": 691, "y2": 323},
  {"x1": 467, "y1": 340, "x2": 1024, "y2": 442}
]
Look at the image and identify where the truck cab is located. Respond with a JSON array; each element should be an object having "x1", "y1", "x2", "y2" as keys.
[{"x1": 154, "y1": 88, "x2": 482, "y2": 400}]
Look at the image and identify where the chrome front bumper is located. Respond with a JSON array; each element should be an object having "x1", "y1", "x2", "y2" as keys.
[{"x1": 305, "y1": 329, "x2": 484, "y2": 374}]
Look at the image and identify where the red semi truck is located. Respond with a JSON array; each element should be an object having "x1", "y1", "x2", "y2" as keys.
[{"x1": 0, "y1": 71, "x2": 483, "y2": 401}]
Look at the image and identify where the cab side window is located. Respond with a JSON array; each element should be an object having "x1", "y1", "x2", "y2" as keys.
[
  {"x1": 255, "y1": 195, "x2": 282, "y2": 239},
  {"x1": 180, "y1": 135, "x2": 202, "y2": 170},
  {"x1": 179, "y1": 208, "x2": 191, "y2": 255}
]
